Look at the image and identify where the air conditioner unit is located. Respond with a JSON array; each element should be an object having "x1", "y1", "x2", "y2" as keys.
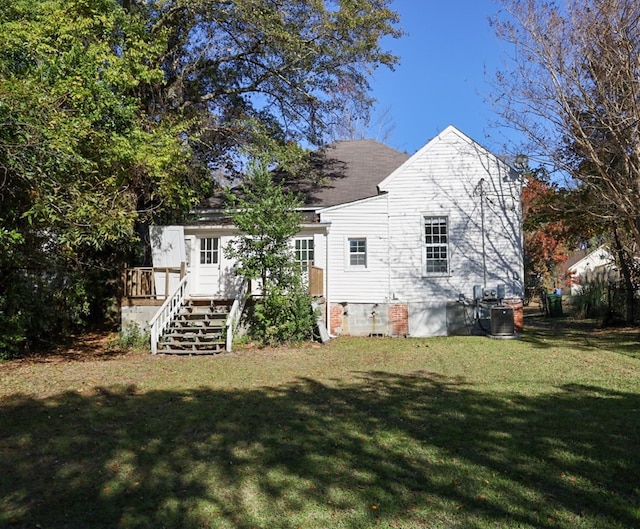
[{"x1": 490, "y1": 306, "x2": 514, "y2": 336}]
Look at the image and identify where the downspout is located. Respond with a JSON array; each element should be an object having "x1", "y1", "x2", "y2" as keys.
[
  {"x1": 387, "y1": 193, "x2": 392, "y2": 301},
  {"x1": 325, "y1": 224, "x2": 333, "y2": 336},
  {"x1": 479, "y1": 178, "x2": 487, "y2": 288}
]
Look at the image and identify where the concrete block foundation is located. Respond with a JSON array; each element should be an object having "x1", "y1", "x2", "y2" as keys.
[
  {"x1": 121, "y1": 304, "x2": 160, "y2": 334},
  {"x1": 329, "y1": 302, "x2": 408, "y2": 337}
]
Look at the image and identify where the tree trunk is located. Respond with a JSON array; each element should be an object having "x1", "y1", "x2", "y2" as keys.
[{"x1": 612, "y1": 225, "x2": 634, "y2": 325}]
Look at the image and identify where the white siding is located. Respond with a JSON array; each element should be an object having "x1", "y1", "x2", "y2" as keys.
[
  {"x1": 312, "y1": 232, "x2": 327, "y2": 273},
  {"x1": 321, "y1": 195, "x2": 390, "y2": 303},
  {"x1": 567, "y1": 246, "x2": 615, "y2": 295},
  {"x1": 319, "y1": 126, "x2": 524, "y2": 337},
  {"x1": 379, "y1": 126, "x2": 523, "y2": 305}
]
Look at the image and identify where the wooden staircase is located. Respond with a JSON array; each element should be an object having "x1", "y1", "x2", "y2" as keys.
[{"x1": 157, "y1": 299, "x2": 231, "y2": 354}]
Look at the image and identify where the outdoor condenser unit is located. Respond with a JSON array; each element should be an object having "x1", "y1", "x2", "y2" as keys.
[{"x1": 490, "y1": 306, "x2": 515, "y2": 336}]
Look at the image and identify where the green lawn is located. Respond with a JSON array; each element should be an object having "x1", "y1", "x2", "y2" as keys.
[{"x1": 1, "y1": 314, "x2": 639, "y2": 528}]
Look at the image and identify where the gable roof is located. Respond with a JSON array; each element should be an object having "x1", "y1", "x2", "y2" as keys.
[
  {"x1": 566, "y1": 245, "x2": 613, "y2": 273},
  {"x1": 296, "y1": 139, "x2": 410, "y2": 207},
  {"x1": 378, "y1": 125, "x2": 513, "y2": 192},
  {"x1": 564, "y1": 248, "x2": 591, "y2": 270}
]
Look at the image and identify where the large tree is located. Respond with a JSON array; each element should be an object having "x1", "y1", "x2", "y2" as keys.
[
  {"x1": 521, "y1": 170, "x2": 572, "y2": 291},
  {"x1": 0, "y1": 0, "x2": 188, "y2": 253},
  {"x1": 492, "y1": 0, "x2": 640, "y2": 249},
  {"x1": 491, "y1": 0, "x2": 640, "y2": 322},
  {"x1": 0, "y1": 0, "x2": 400, "y2": 355},
  {"x1": 0, "y1": 0, "x2": 197, "y2": 356},
  {"x1": 130, "y1": 0, "x2": 402, "y2": 174}
]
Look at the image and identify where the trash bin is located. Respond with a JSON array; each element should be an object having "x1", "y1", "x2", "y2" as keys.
[{"x1": 546, "y1": 293, "x2": 563, "y2": 317}]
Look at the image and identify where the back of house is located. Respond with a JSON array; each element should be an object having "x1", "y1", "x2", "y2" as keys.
[
  {"x1": 122, "y1": 125, "x2": 524, "y2": 345},
  {"x1": 319, "y1": 125, "x2": 523, "y2": 337}
]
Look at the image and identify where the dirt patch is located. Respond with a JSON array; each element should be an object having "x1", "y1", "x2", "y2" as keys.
[{"x1": 3, "y1": 332, "x2": 143, "y2": 366}]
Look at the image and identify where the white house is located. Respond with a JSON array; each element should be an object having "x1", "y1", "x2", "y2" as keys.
[
  {"x1": 566, "y1": 245, "x2": 616, "y2": 295},
  {"x1": 122, "y1": 125, "x2": 524, "y2": 351}
]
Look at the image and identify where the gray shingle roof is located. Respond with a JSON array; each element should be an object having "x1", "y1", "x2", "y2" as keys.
[
  {"x1": 293, "y1": 139, "x2": 410, "y2": 207},
  {"x1": 196, "y1": 139, "x2": 409, "y2": 212}
]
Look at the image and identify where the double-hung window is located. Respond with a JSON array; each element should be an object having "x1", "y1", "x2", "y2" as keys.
[
  {"x1": 348, "y1": 238, "x2": 367, "y2": 267},
  {"x1": 200, "y1": 237, "x2": 219, "y2": 265},
  {"x1": 424, "y1": 216, "x2": 448, "y2": 274}
]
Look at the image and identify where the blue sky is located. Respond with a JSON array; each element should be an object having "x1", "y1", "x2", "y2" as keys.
[{"x1": 368, "y1": 1, "x2": 512, "y2": 155}]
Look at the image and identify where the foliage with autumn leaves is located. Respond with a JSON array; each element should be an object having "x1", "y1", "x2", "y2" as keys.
[{"x1": 522, "y1": 171, "x2": 574, "y2": 291}]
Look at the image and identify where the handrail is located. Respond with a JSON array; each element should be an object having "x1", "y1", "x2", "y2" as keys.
[
  {"x1": 225, "y1": 279, "x2": 249, "y2": 352},
  {"x1": 149, "y1": 271, "x2": 190, "y2": 354}
]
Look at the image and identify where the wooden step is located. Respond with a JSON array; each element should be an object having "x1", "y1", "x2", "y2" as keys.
[
  {"x1": 179, "y1": 308, "x2": 229, "y2": 318},
  {"x1": 187, "y1": 299, "x2": 232, "y2": 309},
  {"x1": 158, "y1": 339, "x2": 225, "y2": 347},
  {"x1": 156, "y1": 297, "x2": 232, "y2": 355},
  {"x1": 170, "y1": 319, "x2": 224, "y2": 329},
  {"x1": 160, "y1": 333, "x2": 222, "y2": 344},
  {"x1": 158, "y1": 344, "x2": 225, "y2": 354},
  {"x1": 177, "y1": 312, "x2": 227, "y2": 321}
]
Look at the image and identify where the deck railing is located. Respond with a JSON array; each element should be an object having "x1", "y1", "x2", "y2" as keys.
[
  {"x1": 149, "y1": 271, "x2": 190, "y2": 355},
  {"x1": 122, "y1": 267, "x2": 156, "y2": 299},
  {"x1": 122, "y1": 265, "x2": 185, "y2": 300},
  {"x1": 226, "y1": 279, "x2": 249, "y2": 352}
]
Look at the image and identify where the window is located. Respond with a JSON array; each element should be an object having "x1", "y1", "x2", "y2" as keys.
[
  {"x1": 348, "y1": 238, "x2": 367, "y2": 267},
  {"x1": 199, "y1": 237, "x2": 219, "y2": 264},
  {"x1": 295, "y1": 238, "x2": 314, "y2": 269},
  {"x1": 424, "y1": 216, "x2": 448, "y2": 274}
]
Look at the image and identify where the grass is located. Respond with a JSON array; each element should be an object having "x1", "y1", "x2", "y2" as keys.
[{"x1": 1, "y1": 310, "x2": 639, "y2": 528}]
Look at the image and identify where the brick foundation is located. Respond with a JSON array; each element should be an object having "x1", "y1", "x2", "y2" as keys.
[
  {"x1": 388, "y1": 303, "x2": 409, "y2": 336},
  {"x1": 504, "y1": 299, "x2": 524, "y2": 333},
  {"x1": 328, "y1": 302, "x2": 410, "y2": 337},
  {"x1": 330, "y1": 303, "x2": 344, "y2": 335}
]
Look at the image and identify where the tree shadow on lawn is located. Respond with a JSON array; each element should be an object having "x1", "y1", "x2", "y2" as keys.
[
  {"x1": 523, "y1": 310, "x2": 640, "y2": 359},
  {"x1": 1, "y1": 373, "x2": 639, "y2": 528}
]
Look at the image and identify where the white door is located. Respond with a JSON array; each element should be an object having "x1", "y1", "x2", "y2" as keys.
[
  {"x1": 150, "y1": 226, "x2": 185, "y2": 297},
  {"x1": 193, "y1": 236, "x2": 221, "y2": 296}
]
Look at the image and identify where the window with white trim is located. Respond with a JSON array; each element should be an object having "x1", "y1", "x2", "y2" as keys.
[
  {"x1": 424, "y1": 216, "x2": 448, "y2": 274},
  {"x1": 348, "y1": 238, "x2": 367, "y2": 267},
  {"x1": 294, "y1": 238, "x2": 314, "y2": 269},
  {"x1": 199, "y1": 237, "x2": 219, "y2": 264}
]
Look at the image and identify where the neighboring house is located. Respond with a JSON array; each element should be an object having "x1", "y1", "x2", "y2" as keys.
[
  {"x1": 566, "y1": 245, "x2": 616, "y2": 295},
  {"x1": 122, "y1": 125, "x2": 524, "y2": 350}
]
